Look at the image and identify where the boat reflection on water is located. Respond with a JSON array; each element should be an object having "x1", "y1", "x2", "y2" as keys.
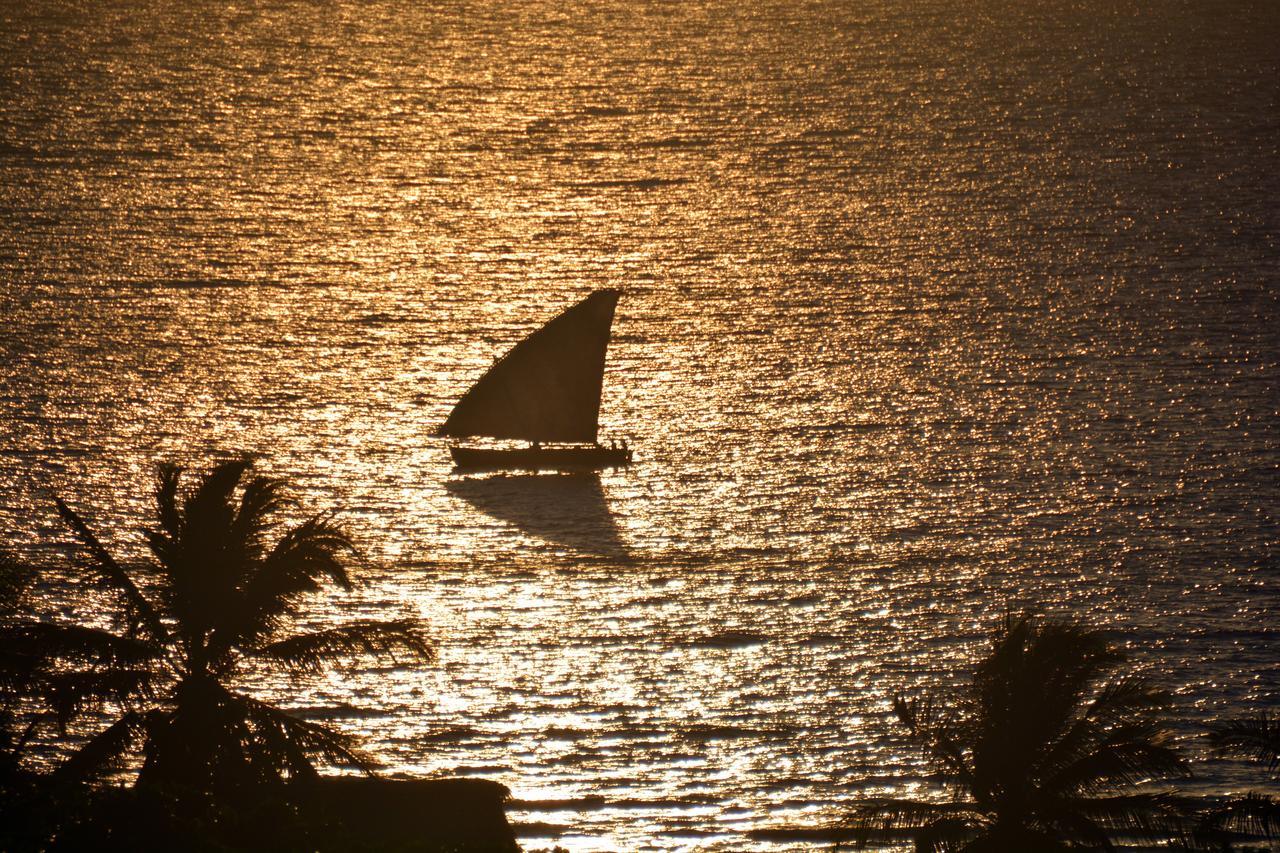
[{"x1": 445, "y1": 472, "x2": 628, "y2": 559}]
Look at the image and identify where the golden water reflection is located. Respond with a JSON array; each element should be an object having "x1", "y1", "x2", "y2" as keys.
[{"x1": 1, "y1": 0, "x2": 1277, "y2": 850}]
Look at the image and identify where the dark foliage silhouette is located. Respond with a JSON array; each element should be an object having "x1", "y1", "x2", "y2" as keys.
[
  {"x1": 0, "y1": 552, "x2": 38, "y2": 785},
  {"x1": 0, "y1": 552, "x2": 64, "y2": 848},
  {"x1": 851, "y1": 615, "x2": 1190, "y2": 852},
  {"x1": 1195, "y1": 714, "x2": 1280, "y2": 848},
  {"x1": 5, "y1": 459, "x2": 432, "y2": 805}
]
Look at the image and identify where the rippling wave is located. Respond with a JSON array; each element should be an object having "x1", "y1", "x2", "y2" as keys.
[{"x1": 1, "y1": 0, "x2": 1277, "y2": 849}]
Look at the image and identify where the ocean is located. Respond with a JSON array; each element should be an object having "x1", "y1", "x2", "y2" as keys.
[{"x1": 1, "y1": 0, "x2": 1277, "y2": 848}]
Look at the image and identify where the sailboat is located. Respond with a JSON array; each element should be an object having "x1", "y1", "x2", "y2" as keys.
[{"x1": 437, "y1": 289, "x2": 633, "y2": 471}]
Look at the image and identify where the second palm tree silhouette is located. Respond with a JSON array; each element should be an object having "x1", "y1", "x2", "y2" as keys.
[{"x1": 852, "y1": 615, "x2": 1191, "y2": 852}]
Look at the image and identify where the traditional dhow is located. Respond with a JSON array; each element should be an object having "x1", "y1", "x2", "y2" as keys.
[{"x1": 438, "y1": 290, "x2": 633, "y2": 471}]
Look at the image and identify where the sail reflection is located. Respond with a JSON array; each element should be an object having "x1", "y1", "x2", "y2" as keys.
[{"x1": 445, "y1": 472, "x2": 628, "y2": 559}]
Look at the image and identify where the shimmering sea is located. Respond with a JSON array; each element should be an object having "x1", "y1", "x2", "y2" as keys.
[{"x1": 1, "y1": 1, "x2": 1277, "y2": 849}]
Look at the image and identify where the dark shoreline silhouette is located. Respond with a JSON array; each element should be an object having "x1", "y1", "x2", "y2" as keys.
[{"x1": 2, "y1": 774, "x2": 516, "y2": 852}]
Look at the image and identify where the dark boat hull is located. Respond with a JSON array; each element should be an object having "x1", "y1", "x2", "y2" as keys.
[{"x1": 449, "y1": 445, "x2": 632, "y2": 472}]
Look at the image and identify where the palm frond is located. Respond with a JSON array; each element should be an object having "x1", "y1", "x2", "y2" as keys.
[
  {"x1": 912, "y1": 816, "x2": 983, "y2": 852},
  {"x1": 44, "y1": 669, "x2": 160, "y2": 730},
  {"x1": 1036, "y1": 713, "x2": 1106, "y2": 787},
  {"x1": 1032, "y1": 676, "x2": 1167, "y2": 782},
  {"x1": 163, "y1": 460, "x2": 251, "y2": 578},
  {"x1": 151, "y1": 461, "x2": 253, "y2": 603},
  {"x1": 239, "y1": 694, "x2": 376, "y2": 775},
  {"x1": 54, "y1": 709, "x2": 148, "y2": 783},
  {"x1": 0, "y1": 621, "x2": 163, "y2": 669},
  {"x1": 1044, "y1": 723, "x2": 1189, "y2": 797},
  {"x1": 893, "y1": 695, "x2": 975, "y2": 792},
  {"x1": 1196, "y1": 792, "x2": 1280, "y2": 841},
  {"x1": 262, "y1": 514, "x2": 355, "y2": 590},
  {"x1": 1209, "y1": 714, "x2": 1280, "y2": 775},
  {"x1": 154, "y1": 463, "x2": 184, "y2": 542},
  {"x1": 1034, "y1": 677, "x2": 1171, "y2": 799},
  {"x1": 1062, "y1": 791, "x2": 1192, "y2": 837},
  {"x1": 973, "y1": 618, "x2": 1123, "y2": 781},
  {"x1": 54, "y1": 498, "x2": 168, "y2": 643},
  {"x1": 183, "y1": 459, "x2": 252, "y2": 529},
  {"x1": 223, "y1": 516, "x2": 356, "y2": 645},
  {"x1": 0, "y1": 619, "x2": 46, "y2": 696},
  {"x1": 1030, "y1": 805, "x2": 1116, "y2": 851},
  {"x1": 848, "y1": 797, "x2": 981, "y2": 848},
  {"x1": 1087, "y1": 674, "x2": 1168, "y2": 723},
  {"x1": 10, "y1": 714, "x2": 43, "y2": 757},
  {"x1": 230, "y1": 475, "x2": 291, "y2": 554},
  {"x1": 228, "y1": 693, "x2": 323, "y2": 782},
  {"x1": 254, "y1": 619, "x2": 434, "y2": 672},
  {"x1": 0, "y1": 552, "x2": 33, "y2": 615}
]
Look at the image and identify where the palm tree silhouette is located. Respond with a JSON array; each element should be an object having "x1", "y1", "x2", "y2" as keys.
[
  {"x1": 0, "y1": 553, "x2": 55, "y2": 848},
  {"x1": 852, "y1": 615, "x2": 1190, "y2": 852},
  {"x1": 11, "y1": 459, "x2": 432, "y2": 802},
  {"x1": 0, "y1": 553, "x2": 37, "y2": 786},
  {"x1": 1197, "y1": 713, "x2": 1280, "y2": 847}
]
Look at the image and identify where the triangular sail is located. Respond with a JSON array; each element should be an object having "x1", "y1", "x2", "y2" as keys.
[{"x1": 438, "y1": 290, "x2": 619, "y2": 443}]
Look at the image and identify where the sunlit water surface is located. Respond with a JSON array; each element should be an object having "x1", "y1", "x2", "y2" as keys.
[{"x1": 2, "y1": 1, "x2": 1277, "y2": 849}]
